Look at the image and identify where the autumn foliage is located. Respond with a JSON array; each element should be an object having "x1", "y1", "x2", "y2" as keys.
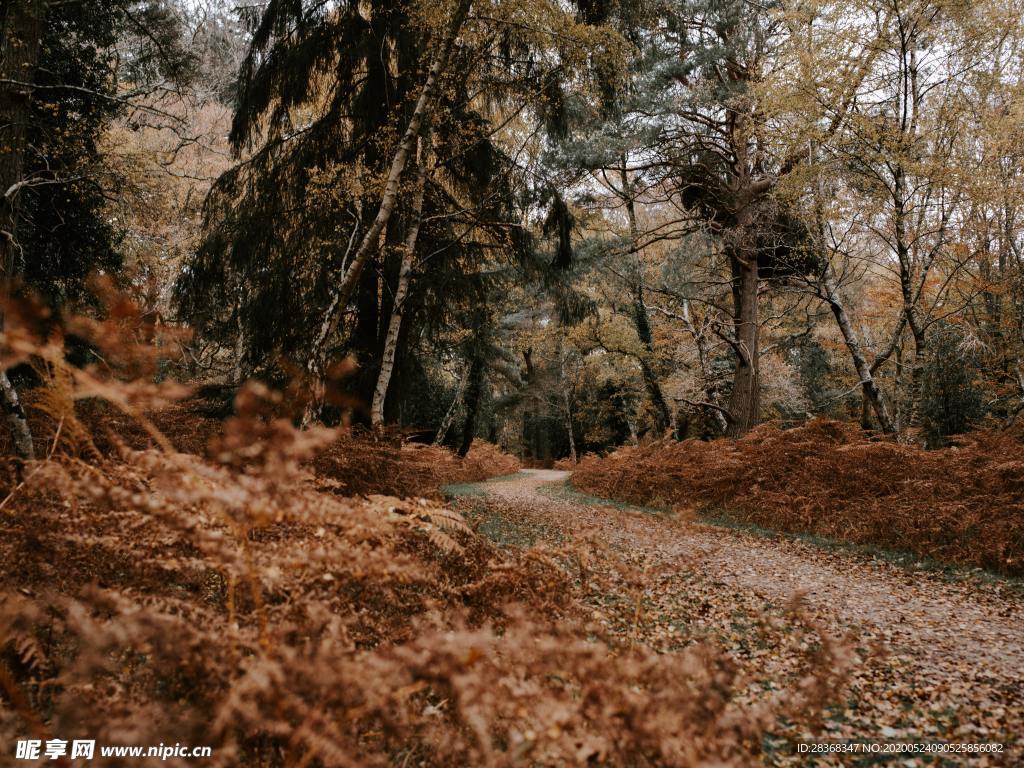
[
  {"x1": 571, "y1": 420, "x2": 1024, "y2": 576},
  {"x1": 0, "y1": 308, "x2": 851, "y2": 767},
  {"x1": 25, "y1": 398, "x2": 520, "y2": 501},
  {"x1": 313, "y1": 433, "x2": 520, "y2": 499}
]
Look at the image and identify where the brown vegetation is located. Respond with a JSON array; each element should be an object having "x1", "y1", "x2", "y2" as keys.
[
  {"x1": 571, "y1": 420, "x2": 1024, "y2": 576},
  {"x1": 11, "y1": 398, "x2": 520, "y2": 501},
  {"x1": 0, "y1": 425, "x2": 840, "y2": 766},
  {"x1": 0, "y1": 404, "x2": 561, "y2": 766},
  {"x1": 313, "y1": 434, "x2": 520, "y2": 499},
  {"x1": 0, "y1": 312, "x2": 848, "y2": 766}
]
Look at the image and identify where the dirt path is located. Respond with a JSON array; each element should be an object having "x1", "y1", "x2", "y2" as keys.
[{"x1": 457, "y1": 469, "x2": 1024, "y2": 766}]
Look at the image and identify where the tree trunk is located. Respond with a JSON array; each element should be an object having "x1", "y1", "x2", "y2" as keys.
[
  {"x1": 559, "y1": 352, "x2": 577, "y2": 463},
  {"x1": 0, "y1": 0, "x2": 46, "y2": 460},
  {"x1": 633, "y1": 290, "x2": 672, "y2": 435},
  {"x1": 725, "y1": 253, "x2": 760, "y2": 436},
  {"x1": 232, "y1": 303, "x2": 248, "y2": 385},
  {"x1": 434, "y1": 372, "x2": 466, "y2": 446},
  {"x1": 563, "y1": 388, "x2": 577, "y2": 463},
  {"x1": 457, "y1": 353, "x2": 485, "y2": 458},
  {"x1": 1, "y1": 369, "x2": 34, "y2": 459},
  {"x1": 1, "y1": 0, "x2": 45, "y2": 273},
  {"x1": 370, "y1": 136, "x2": 427, "y2": 426},
  {"x1": 821, "y1": 271, "x2": 897, "y2": 434},
  {"x1": 521, "y1": 347, "x2": 539, "y2": 462},
  {"x1": 906, "y1": 318, "x2": 927, "y2": 430},
  {"x1": 303, "y1": 0, "x2": 471, "y2": 426},
  {"x1": 893, "y1": 341, "x2": 904, "y2": 431},
  {"x1": 682, "y1": 299, "x2": 729, "y2": 435},
  {"x1": 860, "y1": 391, "x2": 873, "y2": 430},
  {"x1": 897, "y1": 240, "x2": 928, "y2": 430},
  {"x1": 619, "y1": 159, "x2": 671, "y2": 435}
]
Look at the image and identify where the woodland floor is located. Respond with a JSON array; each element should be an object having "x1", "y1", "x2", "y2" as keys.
[{"x1": 449, "y1": 470, "x2": 1024, "y2": 766}]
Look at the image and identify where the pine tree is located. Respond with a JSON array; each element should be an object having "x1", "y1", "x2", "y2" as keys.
[
  {"x1": 177, "y1": 0, "x2": 615, "y2": 436},
  {"x1": 550, "y1": 0, "x2": 876, "y2": 435}
]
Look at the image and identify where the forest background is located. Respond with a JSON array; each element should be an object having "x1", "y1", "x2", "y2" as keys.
[
  {"x1": 3, "y1": 0, "x2": 1022, "y2": 462},
  {"x1": 3, "y1": 1, "x2": 1024, "y2": 765}
]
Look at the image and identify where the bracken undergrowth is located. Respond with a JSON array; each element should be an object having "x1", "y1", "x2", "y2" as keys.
[
  {"x1": 0, "y1": 297, "x2": 851, "y2": 767},
  {"x1": 571, "y1": 420, "x2": 1024, "y2": 576}
]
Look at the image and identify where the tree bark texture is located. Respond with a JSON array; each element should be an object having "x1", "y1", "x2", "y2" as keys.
[
  {"x1": 681, "y1": 299, "x2": 729, "y2": 435},
  {"x1": 370, "y1": 136, "x2": 427, "y2": 425},
  {"x1": 725, "y1": 250, "x2": 761, "y2": 437},
  {"x1": 458, "y1": 352, "x2": 485, "y2": 458},
  {"x1": 434, "y1": 371, "x2": 466, "y2": 446}
]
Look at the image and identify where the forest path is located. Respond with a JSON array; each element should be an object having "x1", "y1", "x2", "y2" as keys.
[{"x1": 457, "y1": 469, "x2": 1024, "y2": 764}]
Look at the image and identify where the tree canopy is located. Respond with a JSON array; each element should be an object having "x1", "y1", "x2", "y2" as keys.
[{"x1": 2, "y1": 0, "x2": 1023, "y2": 456}]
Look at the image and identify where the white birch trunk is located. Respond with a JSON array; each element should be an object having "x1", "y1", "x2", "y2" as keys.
[
  {"x1": 1, "y1": 368, "x2": 34, "y2": 459},
  {"x1": 434, "y1": 373, "x2": 466, "y2": 446},
  {"x1": 370, "y1": 137, "x2": 428, "y2": 426},
  {"x1": 302, "y1": 0, "x2": 471, "y2": 426},
  {"x1": 563, "y1": 387, "x2": 577, "y2": 464}
]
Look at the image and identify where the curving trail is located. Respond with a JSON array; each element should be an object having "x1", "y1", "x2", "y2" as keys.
[{"x1": 459, "y1": 469, "x2": 1024, "y2": 766}]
